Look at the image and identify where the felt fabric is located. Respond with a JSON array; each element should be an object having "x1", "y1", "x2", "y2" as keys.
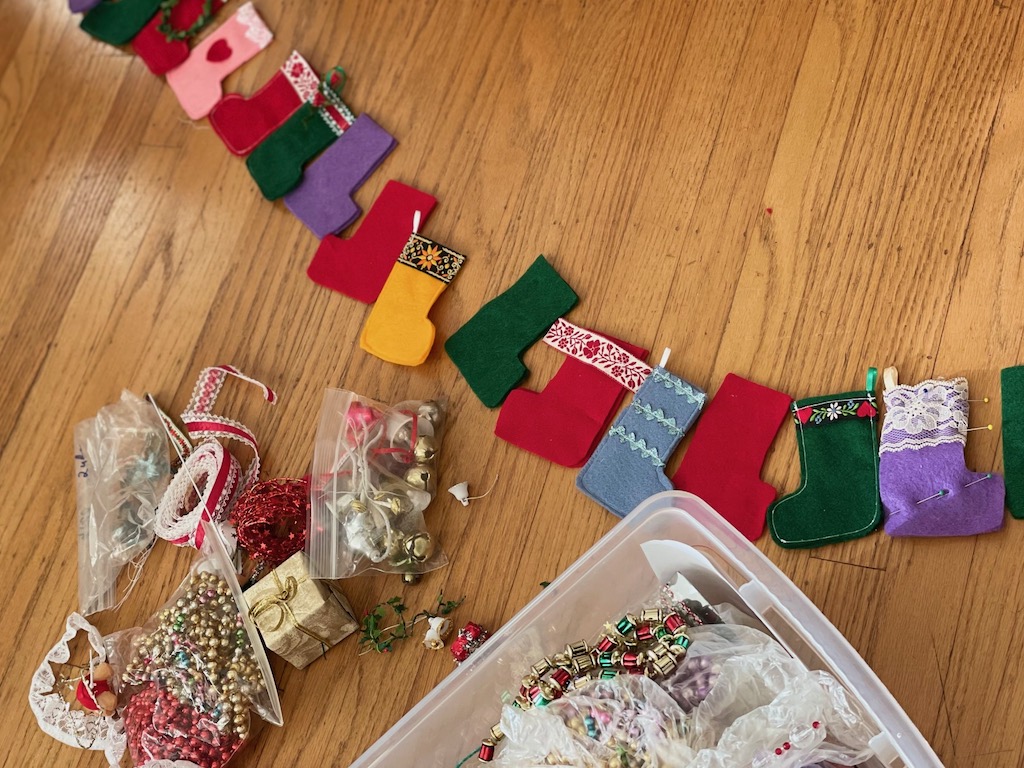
[
  {"x1": 284, "y1": 115, "x2": 397, "y2": 238},
  {"x1": 80, "y1": 0, "x2": 162, "y2": 46},
  {"x1": 671, "y1": 374, "x2": 792, "y2": 541},
  {"x1": 444, "y1": 256, "x2": 578, "y2": 408},
  {"x1": 209, "y1": 51, "x2": 319, "y2": 157},
  {"x1": 359, "y1": 234, "x2": 466, "y2": 366},
  {"x1": 164, "y1": 2, "x2": 273, "y2": 120},
  {"x1": 767, "y1": 381, "x2": 881, "y2": 548},
  {"x1": 880, "y1": 376, "x2": 1004, "y2": 536},
  {"x1": 307, "y1": 180, "x2": 437, "y2": 303},
  {"x1": 576, "y1": 367, "x2": 705, "y2": 517},
  {"x1": 131, "y1": 0, "x2": 227, "y2": 76},
  {"x1": 495, "y1": 321, "x2": 650, "y2": 467},
  {"x1": 1002, "y1": 366, "x2": 1024, "y2": 519},
  {"x1": 245, "y1": 71, "x2": 355, "y2": 201},
  {"x1": 69, "y1": 0, "x2": 102, "y2": 13}
]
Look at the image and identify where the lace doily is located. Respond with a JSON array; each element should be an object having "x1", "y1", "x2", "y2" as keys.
[
  {"x1": 881, "y1": 377, "x2": 968, "y2": 455},
  {"x1": 29, "y1": 613, "x2": 125, "y2": 766}
]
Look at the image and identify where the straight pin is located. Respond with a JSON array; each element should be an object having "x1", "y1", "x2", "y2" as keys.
[
  {"x1": 963, "y1": 473, "x2": 993, "y2": 488},
  {"x1": 916, "y1": 489, "x2": 949, "y2": 504},
  {"x1": 966, "y1": 424, "x2": 994, "y2": 432},
  {"x1": 968, "y1": 397, "x2": 990, "y2": 403}
]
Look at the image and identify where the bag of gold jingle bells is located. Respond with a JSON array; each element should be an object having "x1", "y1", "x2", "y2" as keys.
[
  {"x1": 306, "y1": 389, "x2": 449, "y2": 581},
  {"x1": 106, "y1": 523, "x2": 283, "y2": 767}
]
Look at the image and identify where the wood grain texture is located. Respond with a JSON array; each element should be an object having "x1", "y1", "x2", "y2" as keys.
[{"x1": 3, "y1": 0, "x2": 1024, "y2": 765}]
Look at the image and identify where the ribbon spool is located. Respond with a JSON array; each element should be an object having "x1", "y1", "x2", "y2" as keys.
[{"x1": 154, "y1": 442, "x2": 241, "y2": 549}]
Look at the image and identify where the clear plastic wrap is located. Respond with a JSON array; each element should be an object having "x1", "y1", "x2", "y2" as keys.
[
  {"x1": 108, "y1": 522, "x2": 282, "y2": 767},
  {"x1": 306, "y1": 388, "x2": 448, "y2": 578},
  {"x1": 495, "y1": 676, "x2": 688, "y2": 767},
  {"x1": 76, "y1": 391, "x2": 171, "y2": 616}
]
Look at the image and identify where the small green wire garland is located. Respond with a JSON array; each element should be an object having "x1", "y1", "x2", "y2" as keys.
[{"x1": 157, "y1": 0, "x2": 216, "y2": 42}]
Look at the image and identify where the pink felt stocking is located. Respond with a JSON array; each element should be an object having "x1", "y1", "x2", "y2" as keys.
[
  {"x1": 165, "y1": 2, "x2": 273, "y2": 120},
  {"x1": 495, "y1": 320, "x2": 651, "y2": 467},
  {"x1": 307, "y1": 180, "x2": 437, "y2": 304}
]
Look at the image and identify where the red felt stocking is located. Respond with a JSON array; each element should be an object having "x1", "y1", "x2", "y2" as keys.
[
  {"x1": 495, "y1": 319, "x2": 650, "y2": 467},
  {"x1": 671, "y1": 373, "x2": 792, "y2": 541},
  {"x1": 131, "y1": 0, "x2": 226, "y2": 76},
  {"x1": 307, "y1": 180, "x2": 437, "y2": 304},
  {"x1": 208, "y1": 51, "x2": 318, "y2": 156}
]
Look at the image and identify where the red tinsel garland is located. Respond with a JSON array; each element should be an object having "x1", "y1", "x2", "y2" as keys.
[{"x1": 230, "y1": 477, "x2": 308, "y2": 569}]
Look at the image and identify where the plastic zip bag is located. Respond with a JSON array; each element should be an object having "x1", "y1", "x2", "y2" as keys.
[
  {"x1": 108, "y1": 522, "x2": 282, "y2": 767},
  {"x1": 307, "y1": 388, "x2": 448, "y2": 578},
  {"x1": 76, "y1": 391, "x2": 170, "y2": 616}
]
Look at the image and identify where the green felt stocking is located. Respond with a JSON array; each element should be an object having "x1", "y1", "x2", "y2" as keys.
[
  {"x1": 767, "y1": 370, "x2": 882, "y2": 548},
  {"x1": 444, "y1": 255, "x2": 578, "y2": 407},
  {"x1": 245, "y1": 68, "x2": 354, "y2": 201},
  {"x1": 1001, "y1": 366, "x2": 1024, "y2": 518},
  {"x1": 81, "y1": 0, "x2": 162, "y2": 46}
]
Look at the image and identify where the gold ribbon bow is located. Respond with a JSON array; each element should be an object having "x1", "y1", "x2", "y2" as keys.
[{"x1": 248, "y1": 571, "x2": 330, "y2": 647}]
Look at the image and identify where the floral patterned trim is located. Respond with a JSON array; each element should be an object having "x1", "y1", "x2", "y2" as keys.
[
  {"x1": 793, "y1": 394, "x2": 877, "y2": 427},
  {"x1": 880, "y1": 377, "x2": 967, "y2": 455},
  {"x1": 631, "y1": 400, "x2": 683, "y2": 436},
  {"x1": 318, "y1": 89, "x2": 356, "y2": 137},
  {"x1": 283, "y1": 51, "x2": 319, "y2": 104},
  {"x1": 651, "y1": 368, "x2": 706, "y2": 406},
  {"x1": 397, "y1": 234, "x2": 465, "y2": 284},
  {"x1": 542, "y1": 319, "x2": 650, "y2": 392},
  {"x1": 236, "y1": 2, "x2": 273, "y2": 48},
  {"x1": 608, "y1": 426, "x2": 664, "y2": 468}
]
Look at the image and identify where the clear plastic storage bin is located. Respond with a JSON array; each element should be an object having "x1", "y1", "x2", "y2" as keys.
[{"x1": 351, "y1": 491, "x2": 943, "y2": 768}]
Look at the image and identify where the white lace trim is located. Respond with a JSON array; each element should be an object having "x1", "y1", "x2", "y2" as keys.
[
  {"x1": 283, "y1": 51, "x2": 319, "y2": 103},
  {"x1": 236, "y1": 2, "x2": 273, "y2": 48},
  {"x1": 880, "y1": 376, "x2": 968, "y2": 455},
  {"x1": 29, "y1": 613, "x2": 126, "y2": 766}
]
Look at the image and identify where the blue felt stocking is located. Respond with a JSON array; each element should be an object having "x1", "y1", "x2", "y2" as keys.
[{"x1": 576, "y1": 366, "x2": 705, "y2": 517}]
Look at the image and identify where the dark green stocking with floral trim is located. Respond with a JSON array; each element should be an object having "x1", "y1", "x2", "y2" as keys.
[{"x1": 767, "y1": 369, "x2": 882, "y2": 548}]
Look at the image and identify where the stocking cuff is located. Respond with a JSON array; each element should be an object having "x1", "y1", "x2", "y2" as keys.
[
  {"x1": 398, "y1": 234, "x2": 465, "y2": 283},
  {"x1": 237, "y1": 2, "x2": 272, "y2": 46},
  {"x1": 543, "y1": 318, "x2": 651, "y2": 391},
  {"x1": 282, "y1": 51, "x2": 320, "y2": 103},
  {"x1": 880, "y1": 377, "x2": 967, "y2": 455},
  {"x1": 792, "y1": 390, "x2": 877, "y2": 427}
]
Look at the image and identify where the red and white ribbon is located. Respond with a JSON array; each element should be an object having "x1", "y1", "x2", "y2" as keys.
[
  {"x1": 543, "y1": 318, "x2": 652, "y2": 392},
  {"x1": 155, "y1": 365, "x2": 275, "y2": 549}
]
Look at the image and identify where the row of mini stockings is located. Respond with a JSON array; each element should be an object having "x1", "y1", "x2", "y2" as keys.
[
  {"x1": 768, "y1": 371, "x2": 882, "y2": 548},
  {"x1": 446, "y1": 256, "x2": 579, "y2": 407},
  {"x1": 879, "y1": 370, "x2": 1004, "y2": 536},
  {"x1": 360, "y1": 233, "x2": 466, "y2": 366},
  {"x1": 577, "y1": 365, "x2": 705, "y2": 517},
  {"x1": 671, "y1": 374, "x2": 792, "y2": 540},
  {"x1": 495, "y1": 319, "x2": 651, "y2": 467}
]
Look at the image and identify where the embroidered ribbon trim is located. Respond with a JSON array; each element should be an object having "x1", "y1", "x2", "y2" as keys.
[
  {"x1": 397, "y1": 233, "x2": 466, "y2": 284},
  {"x1": 283, "y1": 51, "x2": 319, "y2": 103},
  {"x1": 651, "y1": 368, "x2": 706, "y2": 406},
  {"x1": 631, "y1": 400, "x2": 683, "y2": 436},
  {"x1": 793, "y1": 394, "x2": 877, "y2": 427},
  {"x1": 181, "y1": 365, "x2": 276, "y2": 492},
  {"x1": 248, "y1": 572, "x2": 330, "y2": 646},
  {"x1": 309, "y1": 67, "x2": 356, "y2": 137},
  {"x1": 542, "y1": 318, "x2": 651, "y2": 392},
  {"x1": 608, "y1": 425, "x2": 664, "y2": 468}
]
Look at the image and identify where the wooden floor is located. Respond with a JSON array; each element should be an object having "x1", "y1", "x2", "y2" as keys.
[{"x1": 3, "y1": 0, "x2": 1024, "y2": 765}]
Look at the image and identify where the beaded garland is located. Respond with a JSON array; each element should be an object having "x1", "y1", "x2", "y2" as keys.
[
  {"x1": 474, "y1": 608, "x2": 691, "y2": 763},
  {"x1": 123, "y1": 571, "x2": 266, "y2": 757}
]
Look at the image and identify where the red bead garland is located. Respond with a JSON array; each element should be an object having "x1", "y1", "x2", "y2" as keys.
[
  {"x1": 230, "y1": 477, "x2": 309, "y2": 569},
  {"x1": 124, "y1": 683, "x2": 244, "y2": 767}
]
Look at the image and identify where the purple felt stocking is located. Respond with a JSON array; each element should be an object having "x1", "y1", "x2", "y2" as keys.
[
  {"x1": 880, "y1": 374, "x2": 1004, "y2": 537},
  {"x1": 284, "y1": 114, "x2": 397, "y2": 238}
]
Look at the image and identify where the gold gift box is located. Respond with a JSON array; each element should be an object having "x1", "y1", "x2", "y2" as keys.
[{"x1": 243, "y1": 551, "x2": 357, "y2": 669}]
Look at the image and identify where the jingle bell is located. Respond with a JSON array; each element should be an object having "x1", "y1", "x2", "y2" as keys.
[
  {"x1": 372, "y1": 491, "x2": 412, "y2": 516},
  {"x1": 404, "y1": 532, "x2": 435, "y2": 563},
  {"x1": 392, "y1": 423, "x2": 414, "y2": 453},
  {"x1": 413, "y1": 435, "x2": 437, "y2": 464},
  {"x1": 405, "y1": 466, "x2": 434, "y2": 492},
  {"x1": 417, "y1": 400, "x2": 443, "y2": 427},
  {"x1": 402, "y1": 572, "x2": 421, "y2": 585}
]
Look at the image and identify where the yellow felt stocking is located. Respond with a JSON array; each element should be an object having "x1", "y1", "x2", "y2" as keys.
[{"x1": 360, "y1": 234, "x2": 466, "y2": 366}]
